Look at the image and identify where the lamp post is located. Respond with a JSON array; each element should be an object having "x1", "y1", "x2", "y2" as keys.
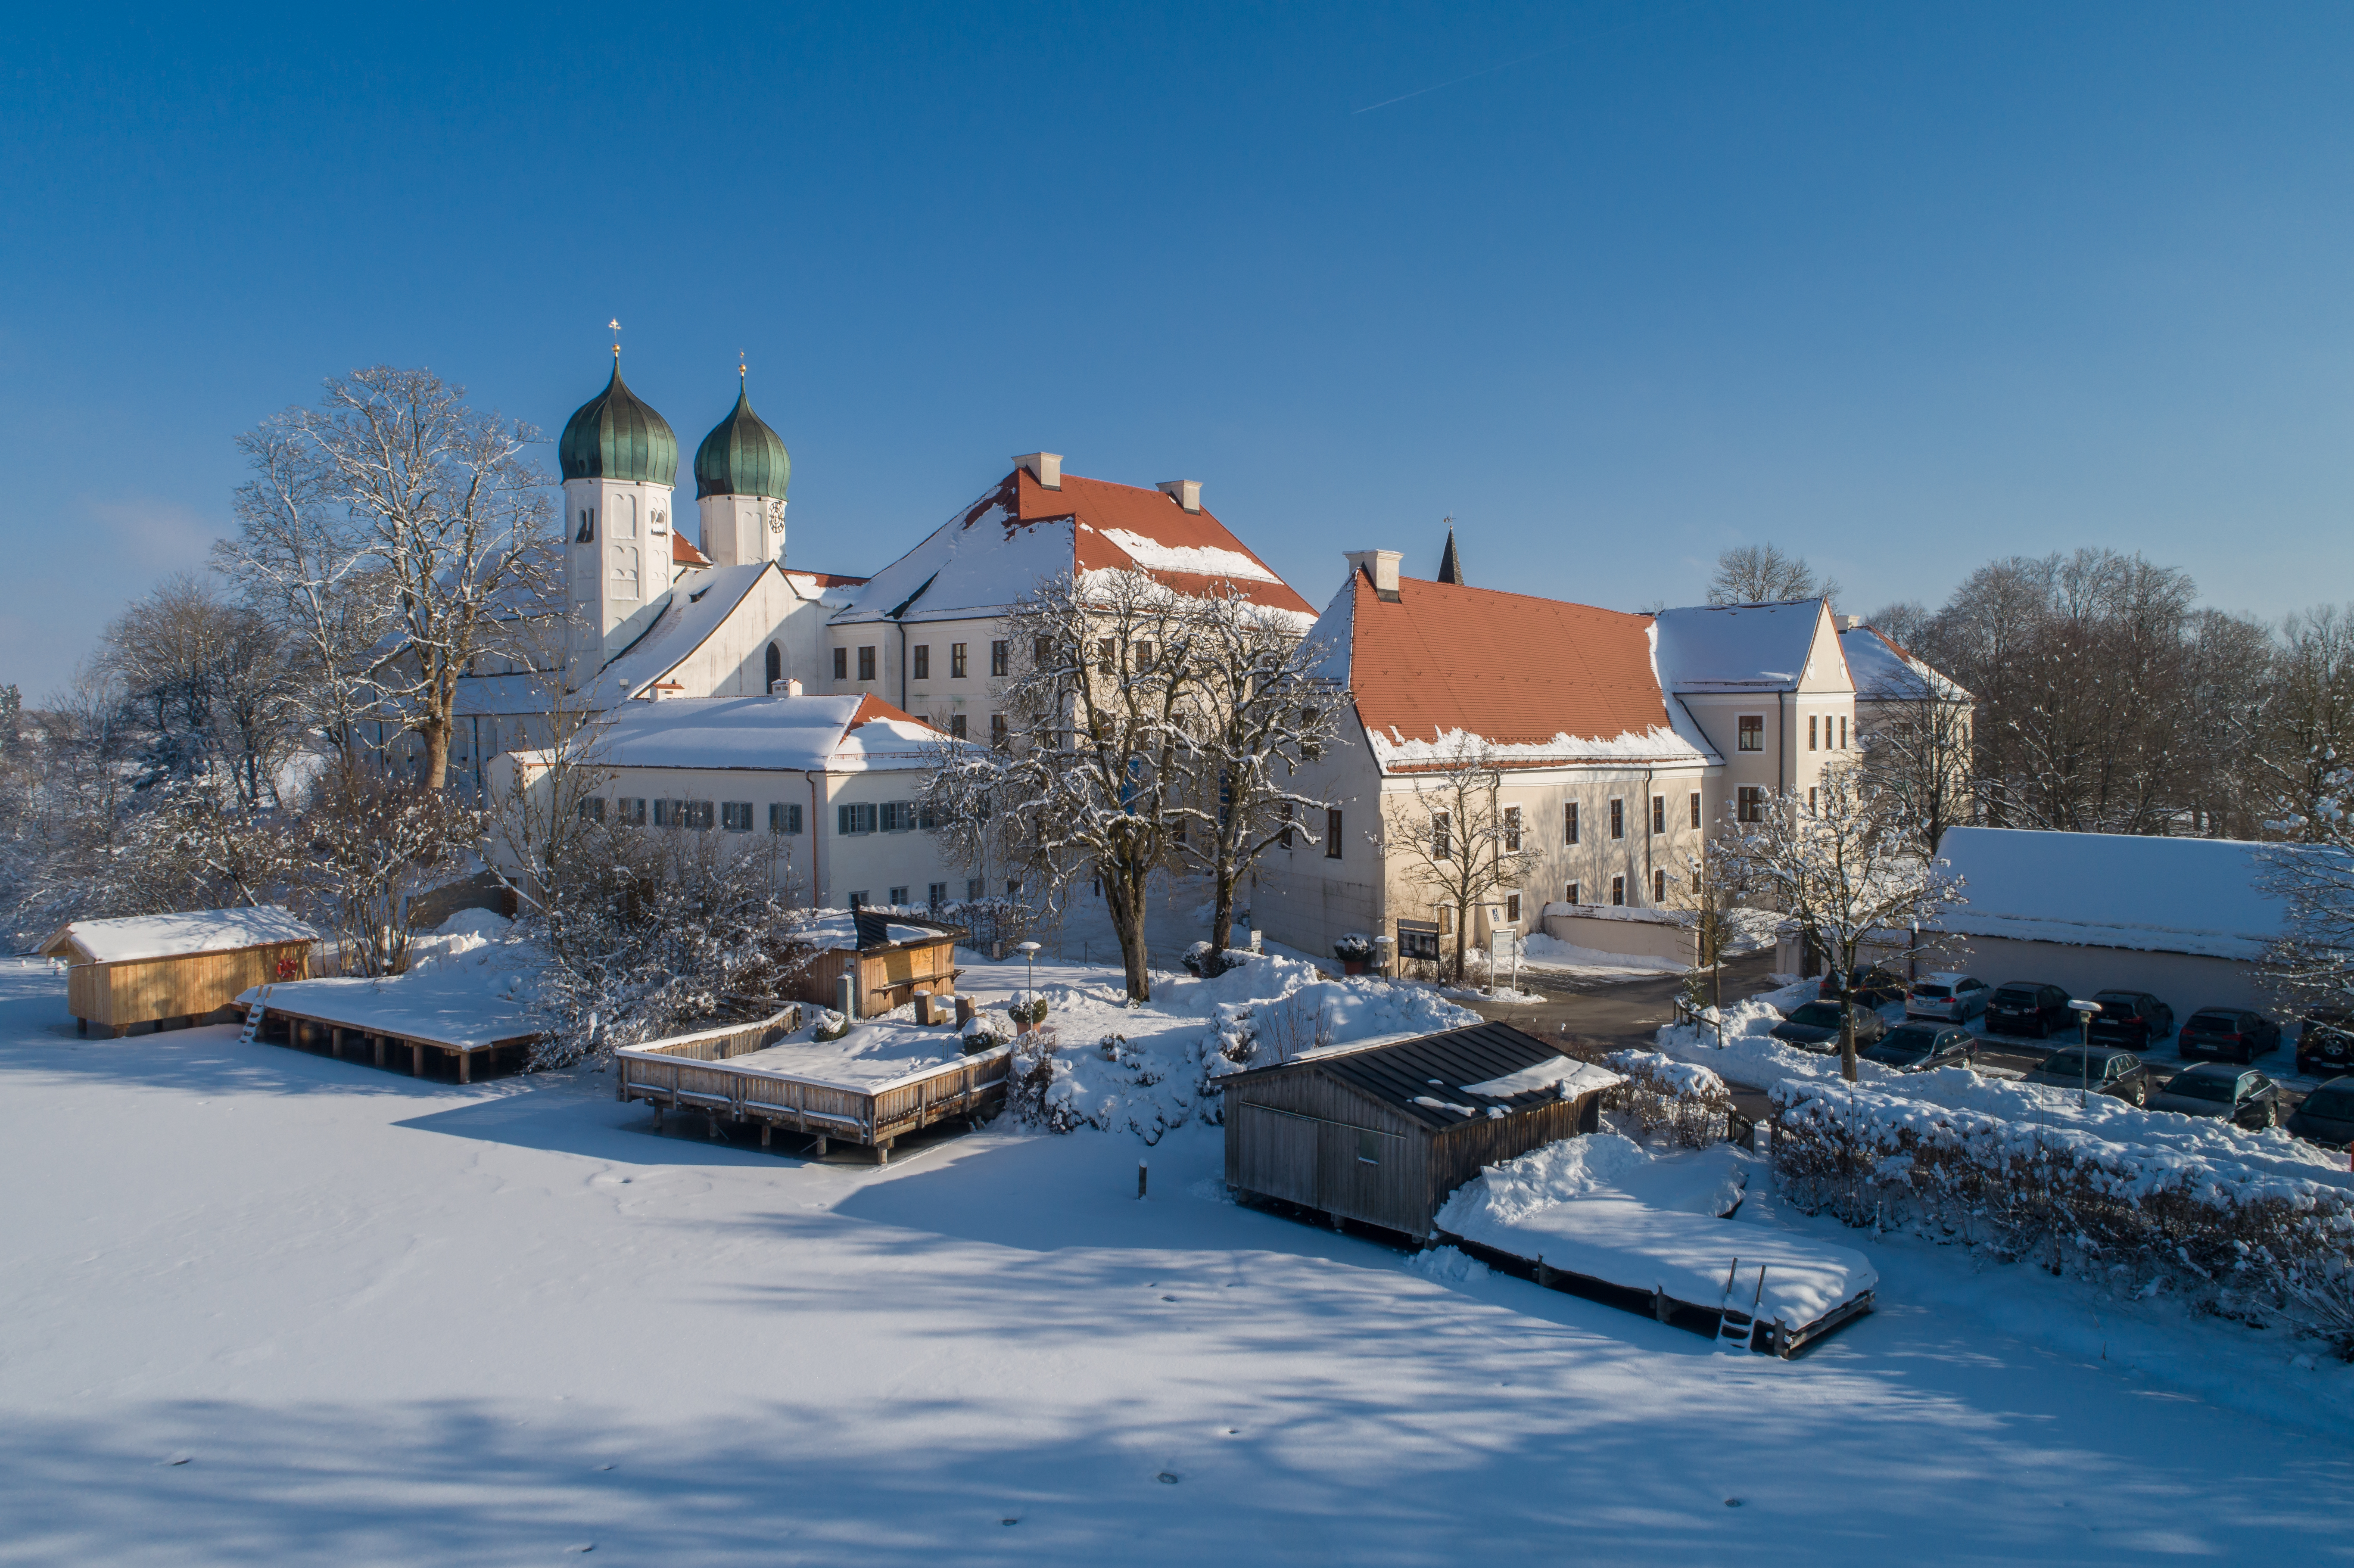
[
  {"x1": 2068, "y1": 999, "x2": 2102, "y2": 1108},
  {"x1": 1015, "y1": 940, "x2": 1041, "y2": 1018}
]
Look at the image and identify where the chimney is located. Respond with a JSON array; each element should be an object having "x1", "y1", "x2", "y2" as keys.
[
  {"x1": 1157, "y1": 479, "x2": 1202, "y2": 513},
  {"x1": 1012, "y1": 451, "x2": 1062, "y2": 489},
  {"x1": 1344, "y1": 549, "x2": 1402, "y2": 602},
  {"x1": 775, "y1": 678, "x2": 804, "y2": 697},
  {"x1": 1837, "y1": 614, "x2": 1864, "y2": 632}
]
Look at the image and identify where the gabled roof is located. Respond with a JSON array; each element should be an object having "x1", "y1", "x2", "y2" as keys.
[
  {"x1": 1840, "y1": 624, "x2": 1971, "y2": 702},
  {"x1": 831, "y1": 467, "x2": 1312, "y2": 625},
  {"x1": 580, "y1": 563, "x2": 776, "y2": 709},
  {"x1": 585, "y1": 692, "x2": 956, "y2": 773},
  {"x1": 1310, "y1": 568, "x2": 1713, "y2": 772},
  {"x1": 1227, "y1": 1022, "x2": 1620, "y2": 1132},
  {"x1": 673, "y1": 532, "x2": 712, "y2": 567},
  {"x1": 40, "y1": 906, "x2": 318, "y2": 964},
  {"x1": 1930, "y1": 826, "x2": 2316, "y2": 961},
  {"x1": 1651, "y1": 600, "x2": 1846, "y2": 694}
]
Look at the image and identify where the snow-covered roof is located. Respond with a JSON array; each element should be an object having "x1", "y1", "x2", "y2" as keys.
[
  {"x1": 1928, "y1": 827, "x2": 2308, "y2": 961},
  {"x1": 580, "y1": 563, "x2": 775, "y2": 709},
  {"x1": 582, "y1": 693, "x2": 955, "y2": 774},
  {"x1": 1650, "y1": 600, "x2": 1845, "y2": 694},
  {"x1": 1840, "y1": 625, "x2": 1971, "y2": 703},
  {"x1": 41, "y1": 906, "x2": 318, "y2": 965},
  {"x1": 830, "y1": 467, "x2": 1313, "y2": 626}
]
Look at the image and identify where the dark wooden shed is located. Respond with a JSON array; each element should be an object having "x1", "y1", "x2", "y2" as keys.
[{"x1": 1221, "y1": 1022, "x2": 1619, "y2": 1241}]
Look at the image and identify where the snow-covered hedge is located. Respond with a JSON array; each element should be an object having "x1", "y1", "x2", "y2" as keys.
[{"x1": 1771, "y1": 1077, "x2": 2354, "y2": 1354}]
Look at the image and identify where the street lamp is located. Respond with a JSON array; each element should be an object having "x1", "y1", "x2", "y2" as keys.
[
  {"x1": 1015, "y1": 940, "x2": 1042, "y2": 1016},
  {"x1": 2068, "y1": 999, "x2": 2102, "y2": 1107}
]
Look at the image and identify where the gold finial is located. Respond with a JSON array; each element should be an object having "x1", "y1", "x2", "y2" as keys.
[
  {"x1": 609, "y1": 318, "x2": 622, "y2": 358},
  {"x1": 739, "y1": 349, "x2": 747, "y2": 384}
]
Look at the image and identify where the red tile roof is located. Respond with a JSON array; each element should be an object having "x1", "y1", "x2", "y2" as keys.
[
  {"x1": 789, "y1": 569, "x2": 869, "y2": 588},
  {"x1": 1342, "y1": 571, "x2": 1689, "y2": 768},
  {"x1": 847, "y1": 693, "x2": 937, "y2": 732},
  {"x1": 672, "y1": 533, "x2": 711, "y2": 566}
]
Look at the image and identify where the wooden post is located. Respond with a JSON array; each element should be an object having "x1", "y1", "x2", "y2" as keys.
[
  {"x1": 373, "y1": 1035, "x2": 385, "y2": 1068},
  {"x1": 760, "y1": 1123, "x2": 772, "y2": 1148},
  {"x1": 411, "y1": 1041, "x2": 423, "y2": 1077},
  {"x1": 956, "y1": 996, "x2": 975, "y2": 1027},
  {"x1": 1651, "y1": 1287, "x2": 1669, "y2": 1324},
  {"x1": 811, "y1": 1134, "x2": 827, "y2": 1159},
  {"x1": 330, "y1": 1027, "x2": 343, "y2": 1058},
  {"x1": 876, "y1": 1138, "x2": 892, "y2": 1166},
  {"x1": 458, "y1": 1049, "x2": 471, "y2": 1085},
  {"x1": 76, "y1": 1017, "x2": 87, "y2": 1036}
]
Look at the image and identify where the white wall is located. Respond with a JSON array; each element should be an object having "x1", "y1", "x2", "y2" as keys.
[
  {"x1": 1541, "y1": 909, "x2": 1696, "y2": 965},
  {"x1": 1918, "y1": 934, "x2": 2275, "y2": 1019}
]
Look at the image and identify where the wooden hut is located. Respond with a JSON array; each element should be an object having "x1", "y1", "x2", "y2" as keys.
[
  {"x1": 1221, "y1": 1022, "x2": 1619, "y2": 1240},
  {"x1": 41, "y1": 907, "x2": 318, "y2": 1037},
  {"x1": 795, "y1": 910, "x2": 964, "y2": 1020}
]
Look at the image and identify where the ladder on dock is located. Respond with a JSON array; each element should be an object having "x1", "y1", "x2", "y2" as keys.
[
  {"x1": 1716, "y1": 1259, "x2": 1768, "y2": 1352},
  {"x1": 239, "y1": 986, "x2": 271, "y2": 1045}
]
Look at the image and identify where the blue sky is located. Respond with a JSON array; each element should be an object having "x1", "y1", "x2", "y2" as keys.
[{"x1": 5, "y1": 2, "x2": 2351, "y2": 697}]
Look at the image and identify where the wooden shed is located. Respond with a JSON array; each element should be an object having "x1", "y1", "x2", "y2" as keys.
[
  {"x1": 40, "y1": 907, "x2": 318, "y2": 1037},
  {"x1": 1222, "y1": 1022, "x2": 1619, "y2": 1241},
  {"x1": 795, "y1": 910, "x2": 964, "y2": 1020}
]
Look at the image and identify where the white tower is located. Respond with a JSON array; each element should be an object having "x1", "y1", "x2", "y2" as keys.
[
  {"x1": 691, "y1": 369, "x2": 790, "y2": 568},
  {"x1": 557, "y1": 352, "x2": 679, "y2": 682}
]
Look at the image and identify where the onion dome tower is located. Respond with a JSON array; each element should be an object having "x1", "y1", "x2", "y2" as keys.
[
  {"x1": 559, "y1": 347, "x2": 679, "y2": 672},
  {"x1": 692, "y1": 368, "x2": 791, "y2": 568}
]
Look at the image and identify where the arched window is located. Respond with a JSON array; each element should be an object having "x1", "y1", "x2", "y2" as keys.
[{"x1": 765, "y1": 642, "x2": 782, "y2": 691}]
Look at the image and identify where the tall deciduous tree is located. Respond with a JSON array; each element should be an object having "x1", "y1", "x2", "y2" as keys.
[
  {"x1": 1385, "y1": 738, "x2": 1524, "y2": 983},
  {"x1": 1707, "y1": 544, "x2": 1839, "y2": 608}
]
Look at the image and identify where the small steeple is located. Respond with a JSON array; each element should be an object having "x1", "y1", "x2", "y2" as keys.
[{"x1": 1436, "y1": 519, "x2": 1464, "y2": 585}]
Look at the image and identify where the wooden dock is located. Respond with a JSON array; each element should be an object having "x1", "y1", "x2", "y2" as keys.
[
  {"x1": 249, "y1": 988, "x2": 540, "y2": 1083},
  {"x1": 615, "y1": 1012, "x2": 1011, "y2": 1161}
]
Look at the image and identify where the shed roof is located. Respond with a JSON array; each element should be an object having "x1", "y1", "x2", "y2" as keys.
[
  {"x1": 585, "y1": 692, "x2": 956, "y2": 773},
  {"x1": 40, "y1": 906, "x2": 318, "y2": 965},
  {"x1": 1229, "y1": 1022, "x2": 1621, "y2": 1131}
]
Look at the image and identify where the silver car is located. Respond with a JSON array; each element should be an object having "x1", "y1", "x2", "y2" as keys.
[{"x1": 1906, "y1": 973, "x2": 1989, "y2": 1024}]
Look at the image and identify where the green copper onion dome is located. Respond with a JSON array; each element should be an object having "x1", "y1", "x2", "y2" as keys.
[
  {"x1": 559, "y1": 358, "x2": 678, "y2": 485},
  {"x1": 694, "y1": 379, "x2": 791, "y2": 501}
]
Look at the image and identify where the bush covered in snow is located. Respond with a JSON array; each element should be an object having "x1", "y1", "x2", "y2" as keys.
[{"x1": 1600, "y1": 1048, "x2": 1736, "y2": 1148}]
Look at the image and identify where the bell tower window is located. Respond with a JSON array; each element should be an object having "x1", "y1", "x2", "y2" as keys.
[{"x1": 765, "y1": 642, "x2": 782, "y2": 690}]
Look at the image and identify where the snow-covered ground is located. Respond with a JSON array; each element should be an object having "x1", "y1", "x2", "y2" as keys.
[{"x1": 6, "y1": 953, "x2": 2354, "y2": 1564}]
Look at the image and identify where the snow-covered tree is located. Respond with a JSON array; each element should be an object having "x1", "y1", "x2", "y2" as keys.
[
  {"x1": 1719, "y1": 760, "x2": 1963, "y2": 1081},
  {"x1": 1175, "y1": 587, "x2": 1348, "y2": 965},
  {"x1": 1707, "y1": 544, "x2": 1838, "y2": 608},
  {"x1": 97, "y1": 572, "x2": 299, "y2": 808},
  {"x1": 1665, "y1": 841, "x2": 1750, "y2": 1017},
  {"x1": 1384, "y1": 737, "x2": 1525, "y2": 983},
  {"x1": 1855, "y1": 651, "x2": 1977, "y2": 858}
]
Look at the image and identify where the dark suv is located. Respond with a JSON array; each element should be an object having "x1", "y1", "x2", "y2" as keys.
[
  {"x1": 1986, "y1": 982, "x2": 2075, "y2": 1039},
  {"x1": 2297, "y1": 1010, "x2": 2354, "y2": 1079},
  {"x1": 2085, "y1": 991, "x2": 2174, "y2": 1052},
  {"x1": 2177, "y1": 1008, "x2": 2282, "y2": 1065},
  {"x1": 1818, "y1": 966, "x2": 1910, "y2": 1006},
  {"x1": 2021, "y1": 1046, "x2": 2157, "y2": 1106}
]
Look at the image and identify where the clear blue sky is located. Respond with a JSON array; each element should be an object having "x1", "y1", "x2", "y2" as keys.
[{"x1": 6, "y1": 2, "x2": 2351, "y2": 698}]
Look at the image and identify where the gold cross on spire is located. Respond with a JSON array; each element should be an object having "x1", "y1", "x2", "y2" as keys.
[{"x1": 609, "y1": 318, "x2": 622, "y2": 358}]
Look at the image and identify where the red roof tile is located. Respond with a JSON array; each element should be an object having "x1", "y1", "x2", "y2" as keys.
[
  {"x1": 672, "y1": 533, "x2": 711, "y2": 566},
  {"x1": 788, "y1": 569, "x2": 870, "y2": 588},
  {"x1": 847, "y1": 693, "x2": 937, "y2": 732}
]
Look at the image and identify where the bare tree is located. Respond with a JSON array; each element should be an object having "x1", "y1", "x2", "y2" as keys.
[
  {"x1": 1666, "y1": 841, "x2": 1749, "y2": 1017},
  {"x1": 1175, "y1": 588, "x2": 1348, "y2": 964},
  {"x1": 1385, "y1": 738, "x2": 1525, "y2": 983},
  {"x1": 219, "y1": 367, "x2": 554, "y2": 792},
  {"x1": 1855, "y1": 651, "x2": 1977, "y2": 857},
  {"x1": 98, "y1": 572, "x2": 299, "y2": 808},
  {"x1": 1707, "y1": 544, "x2": 1839, "y2": 607},
  {"x1": 1720, "y1": 761, "x2": 1963, "y2": 1080}
]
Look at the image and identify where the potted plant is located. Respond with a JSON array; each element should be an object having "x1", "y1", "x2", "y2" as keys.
[
  {"x1": 1011, "y1": 995, "x2": 1048, "y2": 1034},
  {"x1": 1333, "y1": 933, "x2": 1376, "y2": 977}
]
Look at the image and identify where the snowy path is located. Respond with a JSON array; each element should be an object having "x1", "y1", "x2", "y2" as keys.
[{"x1": 1, "y1": 961, "x2": 2349, "y2": 1564}]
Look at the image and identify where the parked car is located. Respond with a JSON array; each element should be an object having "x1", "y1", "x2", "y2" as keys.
[
  {"x1": 1984, "y1": 981, "x2": 2075, "y2": 1039},
  {"x1": 2083, "y1": 991, "x2": 2174, "y2": 1052},
  {"x1": 2286, "y1": 1076, "x2": 2354, "y2": 1149},
  {"x1": 1818, "y1": 966, "x2": 1910, "y2": 1006},
  {"x1": 2147, "y1": 1063, "x2": 2289, "y2": 1129},
  {"x1": 2176, "y1": 1008, "x2": 2282, "y2": 1065},
  {"x1": 1906, "y1": 974, "x2": 1989, "y2": 1024},
  {"x1": 1771, "y1": 1001, "x2": 1890, "y2": 1053},
  {"x1": 2296, "y1": 1009, "x2": 2354, "y2": 1078},
  {"x1": 1860, "y1": 1023, "x2": 1977, "y2": 1072},
  {"x1": 2019, "y1": 1046, "x2": 2158, "y2": 1106}
]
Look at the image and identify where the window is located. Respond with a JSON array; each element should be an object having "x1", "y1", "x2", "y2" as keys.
[
  {"x1": 1564, "y1": 880, "x2": 1580, "y2": 905},
  {"x1": 1737, "y1": 786, "x2": 1766, "y2": 823},
  {"x1": 1034, "y1": 635, "x2": 1052, "y2": 669},
  {"x1": 1133, "y1": 639, "x2": 1154, "y2": 673},
  {"x1": 857, "y1": 646, "x2": 876, "y2": 682},
  {"x1": 769, "y1": 802, "x2": 802, "y2": 834},
  {"x1": 881, "y1": 802, "x2": 917, "y2": 833},
  {"x1": 1611, "y1": 875, "x2": 1626, "y2": 906},
  {"x1": 1651, "y1": 795, "x2": 1665, "y2": 835},
  {"x1": 990, "y1": 640, "x2": 1009, "y2": 677},
  {"x1": 1809, "y1": 715, "x2": 1818, "y2": 751},
  {"x1": 949, "y1": 713, "x2": 968, "y2": 740},
  {"x1": 1609, "y1": 798, "x2": 1625, "y2": 840},
  {"x1": 990, "y1": 713, "x2": 1008, "y2": 751},
  {"x1": 1006, "y1": 879, "x2": 1022, "y2": 898},
  {"x1": 685, "y1": 801, "x2": 714, "y2": 831},
  {"x1": 1808, "y1": 787, "x2": 1818, "y2": 813},
  {"x1": 919, "y1": 801, "x2": 937, "y2": 830},
  {"x1": 1503, "y1": 806, "x2": 1522, "y2": 852},
  {"x1": 575, "y1": 506, "x2": 595, "y2": 543},
  {"x1": 1432, "y1": 811, "x2": 1452, "y2": 861},
  {"x1": 888, "y1": 886, "x2": 909, "y2": 906},
  {"x1": 1839, "y1": 716, "x2": 1848, "y2": 750},
  {"x1": 1653, "y1": 869, "x2": 1667, "y2": 903},
  {"x1": 617, "y1": 797, "x2": 646, "y2": 825},
  {"x1": 912, "y1": 644, "x2": 930, "y2": 680},
  {"x1": 1738, "y1": 715, "x2": 1764, "y2": 752},
  {"x1": 1356, "y1": 1129, "x2": 1381, "y2": 1166},
  {"x1": 1689, "y1": 791, "x2": 1701, "y2": 828},
  {"x1": 950, "y1": 643, "x2": 968, "y2": 679},
  {"x1": 656, "y1": 800, "x2": 713, "y2": 831},
  {"x1": 837, "y1": 803, "x2": 877, "y2": 835},
  {"x1": 722, "y1": 801, "x2": 754, "y2": 832},
  {"x1": 765, "y1": 643, "x2": 782, "y2": 690},
  {"x1": 928, "y1": 882, "x2": 947, "y2": 908},
  {"x1": 652, "y1": 799, "x2": 675, "y2": 828},
  {"x1": 1096, "y1": 638, "x2": 1116, "y2": 675},
  {"x1": 1325, "y1": 808, "x2": 1343, "y2": 859},
  {"x1": 1439, "y1": 906, "x2": 1454, "y2": 934},
  {"x1": 967, "y1": 878, "x2": 984, "y2": 901},
  {"x1": 1173, "y1": 815, "x2": 1187, "y2": 847},
  {"x1": 578, "y1": 797, "x2": 606, "y2": 823},
  {"x1": 1565, "y1": 802, "x2": 1579, "y2": 845},
  {"x1": 1280, "y1": 802, "x2": 1295, "y2": 849},
  {"x1": 848, "y1": 890, "x2": 869, "y2": 909},
  {"x1": 832, "y1": 647, "x2": 848, "y2": 681},
  {"x1": 1504, "y1": 892, "x2": 1522, "y2": 923}
]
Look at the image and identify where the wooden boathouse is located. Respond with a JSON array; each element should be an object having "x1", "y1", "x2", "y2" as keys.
[
  {"x1": 43, "y1": 907, "x2": 318, "y2": 1037},
  {"x1": 1221, "y1": 1022, "x2": 1619, "y2": 1239},
  {"x1": 797, "y1": 910, "x2": 964, "y2": 1020}
]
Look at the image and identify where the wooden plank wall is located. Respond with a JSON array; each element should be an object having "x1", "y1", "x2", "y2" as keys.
[
  {"x1": 618, "y1": 1017, "x2": 1009, "y2": 1147},
  {"x1": 1423, "y1": 1094, "x2": 1598, "y2": 1223},
  {"x1": 797, "y1": 940, "x2": 960, "y2": 1018},
  {"x1": 1222, "y1": 1072, "x2": 1432, "y2": 1236},
  {"x1": 73, "y1": 941, "x2": 311, "y2": 1028}
]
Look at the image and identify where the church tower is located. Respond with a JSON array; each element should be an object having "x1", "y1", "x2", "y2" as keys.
[
  {"x1": 559, "y1": 352, "x2": 679, "y2": 680},
  {"x1": 692, "y1": 369, "x2": 791, "y2": 568}
]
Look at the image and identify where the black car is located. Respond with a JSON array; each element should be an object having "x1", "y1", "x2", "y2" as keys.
[
  {"x1": 1819, "y1": 966, "x2": 1910, "y2": 1006},
  {"x1": 1859, "y1": 1023, "x2": 1977, "y2": 1073},
  {"x1": 2148, "y1": 1063, "x2": 2289, "y2": 1129},
  {"x1": 2297, "y1": 1010, "x2": 2354, "y2": 1079},
  {"x1": 1770, "y1": 1000, "x2": 1890, "y2": 1053},
  {"x1": 2177, "y1": 1008, "x2": 2282, "y2": 1065},
  {"x1": 2020, "y1": 1046, "x2": 2158, "y2": 1106},
  {"x1": 2286, "y1": 1076, "x2": 2354, "y2": 1150},
  {"x1": 2084, "y1": 991, "x2": 2174, "y2": 1052},
  {"x1": 1985, "y1": 981, "x2": 2075, "y2": 1039}
]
